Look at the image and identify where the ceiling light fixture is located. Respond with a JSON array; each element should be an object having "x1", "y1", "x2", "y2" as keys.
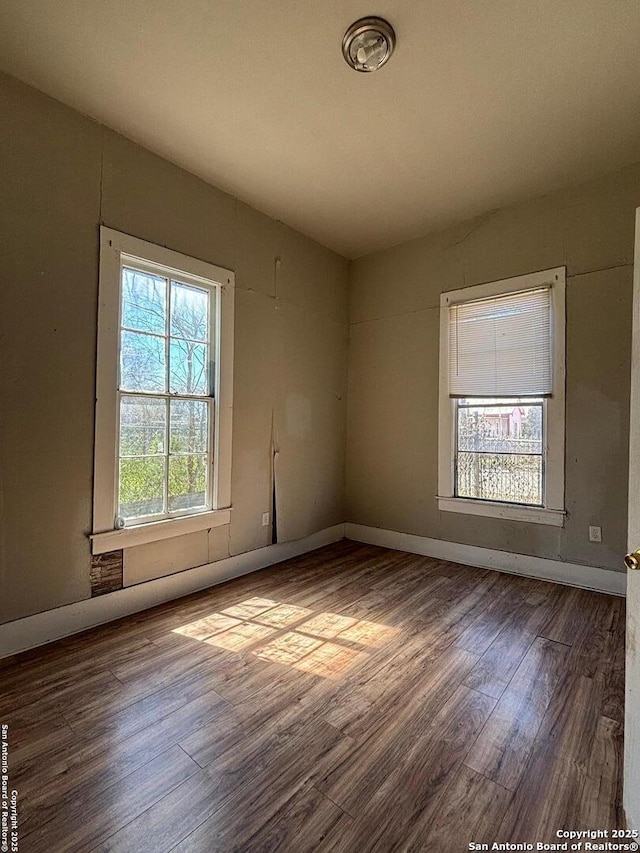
[{"x1": 342, "y1": 17, "x2": 396, "y2": 73}]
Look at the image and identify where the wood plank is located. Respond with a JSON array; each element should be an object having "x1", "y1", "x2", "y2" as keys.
[
  {"x1": 600, "y1": 597, "x2": 626, "y2": 723},
  {"x1": 404, "y1": 765, "x2": 512, "y2": 852},
  {"x1": 174, "y1": 784, "x2": 352, "y2": 853},
  {"x1": 540, "y1": 586, "x2": 602, "y2": 646},
  {"x1": 464, "y1": 636, "x2": 569, "y2": 789},
  {"x1": 497, "y1": 673, "x2": 604, "y2": 842},
  {"x1": 94, "y1": 769, "x2": 227, "y2": 853},
  {"x1": 15, "y1": 688, "x2": 230, "y2": 827},
  {"x1": 96, "y1": 718, "x2": 352, "y2": 852},
  {"x1": 108, "y1": 629, "x2": 224, "y2": 683},
  {"x1": 315, "y1": 647, "x2": 482, "y2": 814},
  {"x1": 568, "y1": 592, "x2": 621, "y2": 677},
  {"x1": 21, "y1": 745, "x2": 199, "y2": 852},
  {"x1": 325, "y1": 686, "x2": 497, "y2": 852},
  {"x1": 314, "y1": 626, "x2": 471, "y2": 740},
  {"x1": 0, "y1": 663, "x2": 121, "y2": 718},
  {"x1": 9, "y1": 720, "x2": 78, "y2": 772},
  {"x1": 463, "y1": 597, "x2": 550, "y2": 699},
  {"x1": 579, "y1": 715, "x2": 624, "y2": 828},
  {"x1": 64, "y1": 658, "x2": 231, "y2": 743},
  {"x1": 453, "y1": 576, "x2": 529, "y2": 655},
  {"x1": 410, "y1": 569, "x2": 503, "y2": 637},
  {"x1": 2, "y1": 703, "x2": 76, "y2": 752},
  {"x1": 178, "y1": 671, "x2": 323, "y2": 769}
]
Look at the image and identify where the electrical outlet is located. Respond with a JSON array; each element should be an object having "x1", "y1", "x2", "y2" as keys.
[
  {"x1": 262, "y1": 512, "x2": 270, "y2": 527},
  {"x1": 588, "y1": 525, "x2": 602, "y2": 543}
]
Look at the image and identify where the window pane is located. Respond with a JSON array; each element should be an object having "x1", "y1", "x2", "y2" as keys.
[
  {"x1": 457, "y1": 452, "x2": 543, "y2": 505},
  {"x1": 456, "y1": 399, "x2": 543, "y2": 505},
  {"x1": 120, "y1": 397, "x2": 166, "y2": 457},
  {"x1": 122, "y1": 268, "x2": 166, "y2": 334},
  {"x1": 118, "y1": 456, "x2": 165, "y2": 519},
  {"x1": 458, "y1": 402, "x2": 543, "y2": 453},
  {"x1": 170, "y1": 400, "x2": 208, "y2": 453},
  {"x1": 168, "y1": 455, "x2": 208, "y2": 511},
  {"x1": 171, "y1": 281, "x2": 209, "y2": 342},
  {"x1": 121, "y1": 330, "x2": 166, "y2": 393},
  {"x1": 169, "y1": 339, "x2": 208, "y2": 395}
]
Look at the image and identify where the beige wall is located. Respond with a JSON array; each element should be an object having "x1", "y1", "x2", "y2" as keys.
[
  {"x1": 0, "y1": 72, "x2": 349, "y2": 624},
  {"x1": 1, "y1": 68, "x2": 637, "y2": 629},
  {"x1": 347, "y1": 164, "x2": 640, "y2": 573}
]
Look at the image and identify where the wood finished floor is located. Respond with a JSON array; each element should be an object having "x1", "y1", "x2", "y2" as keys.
[{"x1": 2, "y1": 540, "x2": 626, "y2": 852}]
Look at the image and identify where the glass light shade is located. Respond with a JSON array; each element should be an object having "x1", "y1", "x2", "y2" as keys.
[{"x1": 343, "y1": 18, "x2": 395, "y2": 72}]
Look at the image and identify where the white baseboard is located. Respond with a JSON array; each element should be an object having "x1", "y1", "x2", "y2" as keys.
[
  {"x1": 345, "y1": 523, "x2": 626, "y2": 597},
  {"x1": 2, "y1": 520, "x2": 624, "y2": 660},
  {"x1": 0, "y1": 523, "x2": 346, "y2": 659}
]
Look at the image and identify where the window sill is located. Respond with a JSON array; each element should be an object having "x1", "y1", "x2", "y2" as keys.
[
  {"x1": 90, "y1": 508, "x2": 232, "y2": 555},
  {"x1": 436, "y1": 496, "x2": 565, "y2": 527}
]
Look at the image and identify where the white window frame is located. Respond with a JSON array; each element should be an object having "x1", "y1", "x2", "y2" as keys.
[
  {"x1": 437, "y1": 267, "x2": 566, "y2": 527},
  {"x1": 91, "y1": 227, "x2": 234, "y2": 554}
]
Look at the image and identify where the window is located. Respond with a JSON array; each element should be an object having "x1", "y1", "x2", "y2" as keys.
[
  {"x1": 92, "y1": 228, "x2": 234, "y2": 554},
  {"x1": 438, "y1": 268, "x2": 565, "y2": 526}
]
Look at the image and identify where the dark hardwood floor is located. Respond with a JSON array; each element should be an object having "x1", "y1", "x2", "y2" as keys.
[{"x1": 1, "y1": 540, "x2": 626, "y2": 852}]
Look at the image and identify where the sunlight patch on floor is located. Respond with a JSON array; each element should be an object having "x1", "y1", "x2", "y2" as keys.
[
  {"x1": 253, "y1": 631, "x2": 365, "y2": 678},
  {"x1": 221, "y1": 598, "x2": 280, "y2": 620},
  {"x1": 173, "y1": 613, "x2": 242, "y2": 641},
  {"x1": 171, "y1": 597, "x2": 397, "y2": 679},
  {"x1": 252, "y1": 604, "x2": 313, "y2": 628},
  {"x1": 205, "y1": 621, "x2": 276, "y2": 651}
]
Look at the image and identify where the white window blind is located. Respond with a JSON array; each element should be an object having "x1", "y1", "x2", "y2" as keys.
[{"x1": 448, "y1": 287, "x2": 552, "y2": 397}]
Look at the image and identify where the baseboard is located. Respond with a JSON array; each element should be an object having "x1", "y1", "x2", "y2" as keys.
[
  {"x1": 2, "y1": 520, "x2": 624, "y2": 660},
  {"x1": 345, "y1": 523, "x2": 626, "y2": 597},
  {"x1": 0, "y1": 523, "x2": 346, "y2": 659}
]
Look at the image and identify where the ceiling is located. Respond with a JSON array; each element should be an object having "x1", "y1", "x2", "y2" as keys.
[{"x1": 1, "y1": 1, "x2": 640, "y2": 259}]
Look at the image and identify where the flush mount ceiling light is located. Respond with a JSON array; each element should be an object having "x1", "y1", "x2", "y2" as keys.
[{"x1": 342, "y1": 17, "x2": 396, "y2": 72}]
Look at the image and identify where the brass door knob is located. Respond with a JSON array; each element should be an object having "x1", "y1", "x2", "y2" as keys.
[{"x1": 624, "y1": 551, "x2": 640, "y2": 570}]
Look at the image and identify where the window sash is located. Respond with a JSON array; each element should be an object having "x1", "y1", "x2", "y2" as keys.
[
  {"x1": 453, "y1": 398, "x2": 545, "y2": 507},
  {"x1": 116, "y1": 391, "x2": 214, "y2": 525},
  {"x1": 116, "y1": 260, "x2": 218, "y2": 527}
]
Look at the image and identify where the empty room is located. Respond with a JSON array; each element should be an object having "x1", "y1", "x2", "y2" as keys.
[{"x1": 1, "y1": 2, "x2": 640, "y2": 851}]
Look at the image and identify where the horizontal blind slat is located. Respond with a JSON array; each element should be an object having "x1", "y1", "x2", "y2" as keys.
[{"x1": 448, "y1": 287, "x2": 552, "y2": 397}]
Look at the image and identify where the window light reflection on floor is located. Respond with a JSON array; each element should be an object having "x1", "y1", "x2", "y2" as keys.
[
  {"x1": 205, "y1": 621, "x2": 276, "y2": 652},
  {"x1": 171, "y1": 596, "x2": 397, "y2": 679}
]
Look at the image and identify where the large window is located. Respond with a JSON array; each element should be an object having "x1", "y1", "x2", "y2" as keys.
[
  {"x1": 92, "y1": 228, "x2": 234, "y2": 554},
  {"x1": 438, "y1": 268, "x2": 565, "y2": 526}
]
